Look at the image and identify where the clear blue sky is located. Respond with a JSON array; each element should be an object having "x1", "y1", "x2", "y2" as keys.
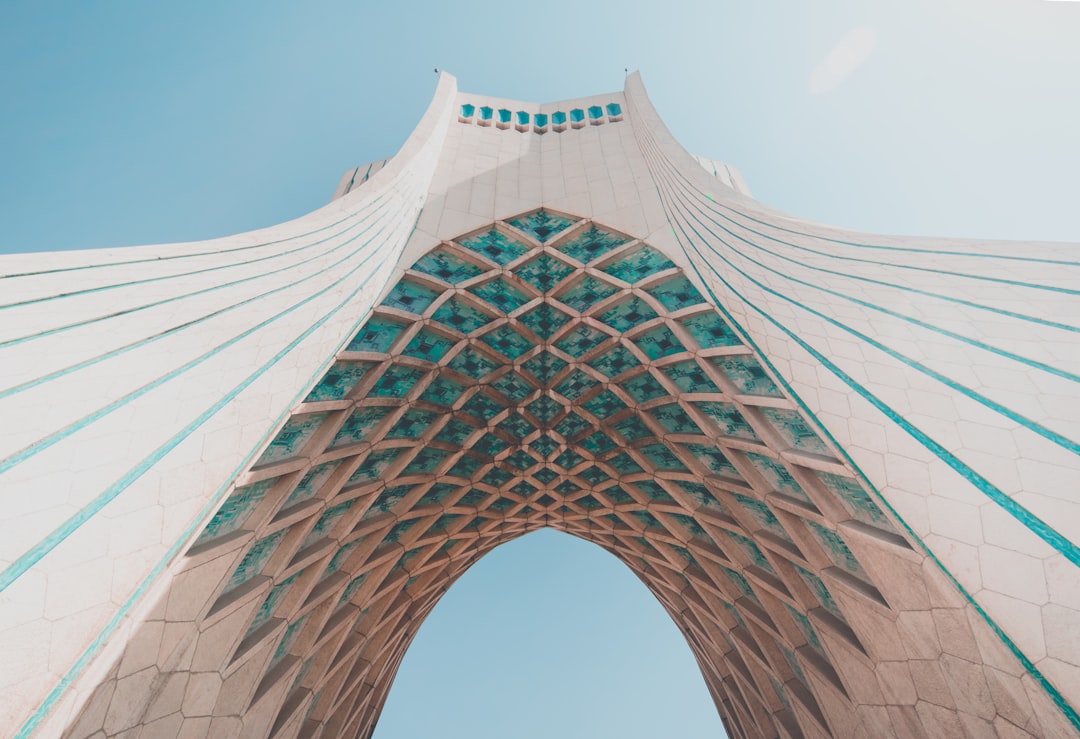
[{"x1": 2, "y1": 1, "x2": 1078, "y2": 736}]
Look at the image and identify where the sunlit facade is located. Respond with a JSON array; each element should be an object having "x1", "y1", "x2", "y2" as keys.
[{"x1": 1, "y1": 73, "x2": 1078, "y2": 738}]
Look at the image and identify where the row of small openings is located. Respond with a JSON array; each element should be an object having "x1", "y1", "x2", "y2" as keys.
[{"x1": 458, "y1": 103, "x2": 623, "y2": 132}]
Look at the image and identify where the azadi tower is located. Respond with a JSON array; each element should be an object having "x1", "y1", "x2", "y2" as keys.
[{"x1": 1, "y1": 73, "x2": 1078, "y2": 739}]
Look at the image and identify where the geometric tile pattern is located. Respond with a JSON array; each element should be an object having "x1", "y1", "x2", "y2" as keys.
[{"x1": 156, "y1": 212, "x2": 946, "y2": 739}]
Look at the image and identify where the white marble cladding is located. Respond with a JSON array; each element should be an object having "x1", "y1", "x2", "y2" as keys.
[{"x1": 0, "y1": 70, "x2": 1076, "y2": 739}]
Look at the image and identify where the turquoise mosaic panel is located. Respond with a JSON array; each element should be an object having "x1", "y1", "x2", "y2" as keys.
[
  {"x1": 805, "y1": 521, "x2": 865, "y2": 576},
  {"x1": 402, "y1": 455, "x2": 445, "y2": 485},
  {"x1": 631, "y1": 509, "x2": 664, "y2": 531},
  {"x1": 346, "y1": 316, "x2": 407, "y2": 353},
  {"x1": 432, "y1": 297, "x2": 495, "y2": 335},
  {"x1": 633, "y1": 325, "x2": 686, "y2": 360},
  {"x1": 645, "y1": 275, "x2": 706, "y2": 311},
  {"x1": 554, "y1": 411, "x2": 591, "y2": 439},
  {"x1": 456, "y1": 488, "x2": 488, "y2": 507},
  {"x1": 745, "y1": 452, "x2": 811, "y2": 503},
  {"x1": 620, "y1": 371, "x2": 667, "y2": 403},
  {"x1": 385, "y1": 517, "x2": 418, "y2": 543},
  {"x1": 556, "y1": 225, "x2": 629, "y2": 263},
  {"x1": 556, "y1": 275, "x2": 618, "y2": 313},
  {"x1": 369, "y1": 485, "x2": 412, "y2": 516},
  {"x1": 448, "y1": 453, "x2": 484, "y2": 479},
  {"x1": 247, "y1": 570, "x2": 301, "y2": 636},
  {"x1": 473, "y1": 432, "x2": 509, "y2": 457},
  {"x1": 522, "y1": 351, "x2": 568, "y2": 385},
  {"x1": 732, "y1": 493, "x2": 792, "y2": 542},
  {"x1": 448, "y1": 346, "x2": 500, "y2": 377},
  {"x1": 638, "y1": 443, "x2": 689, "y2": 472},
  {"x1": 710, "y1": 355, "x2": 782, "y2": 397},
  {"x1": 555, "y1": 324, "x2": 611, "y2": 358},
  {"x1": 587, "y1": 343, "x2": 641, "y2": 378},
  {"x1": 526, "y1": 396, "x2": 563, "y2": 426},
  {"x1": 257, "y1": 413, "x2": 327, "y2": 466},
  {"x1": 670, "y1": 513, "x2": 707, "y2": 538},
  {"x1": 612, "y1": 413, "x2": 652, "y2": 441},
  {"x1": 325, "y1": 538, "x2": 363, "y2": 577},
  {"x1": 785, "y1": 604, "x2": 823, "y2": 651},
  {"x1": 575, "y1": 494, "x2": 604, "y2": 510},
  {"x1": 677, "y1": 480, "x2": 725, "y2": 511},
  {"x1": 606, "y1": 103, "x2": 622, "y2": 117},
  {"x1": 506, "y1": 209, "x2": 576, "y2": 242},
  {"x1": 695, "y1": 402, "x2": 758, "y2": 440},
  {"x1": 553, "y1": 447, "x2": 585, "y2": 471},
  {"x1": 582, "y1": 390, "x2": 626, "y2": 418},
  {"x1": 761, "y1": 407, "x2": 831, "y2": 457},
  {"x1": 721, "y1": 566, "x2": 759, "y2": 602},
  {"x1": 224, "y1": 530, "x2": 285, "y2": 593},
  {"x1": 504, "y1": 449, "x2": 537, "y2": 471},
  {"x1": 368, "y1": 365, "x2": 425, "y2": 398},
  {"x1": 683, "y1": 444, "x2": 740, "y2": 479},
  {"x1": 634, "y1": 479, "x2": 676, "y2": 504},
  {"x1": 387, "y1": 409, "x2": 437, "y2": 439},
  {"x1": 481, "y1": 325, "x2": 533, "y2": 360},
  {"x1": 420, "y1": 482, "x2": 460, "y2": 506},
  {"x1": 681, "y1": 312, "x2": 740, "y2": 349},
  {"x1": 531, "y1": 434, "x2": 560, "y2": 459},
  {"x1": 332, "y1": 406, "x2": 392, "y2": 448},
  {"x1": 272, "y1": 613, "x2": 308, "y2": 667},
  {"x1": 533, "y1": 467, "x2": 559, "y2": 485},
  {"x1": 517, "y1": 303, "x2": 571, "y2": 339},
  {"x1": 419, "y1": 376, "x2": 465, "y2": 407},
  {"x1": 580, "y1": 431, "x2": 617, "y2": 455},
  {"x1": 347, "y1": 448, "x2": 402, "y2": 483},
  {"x1": 489, "y1": 371, "x2": 534, "y2": 403},
  {"x1": 794, "y1": 564, "x2": 843, "y2": 619},
  {"x1": 301, "y1": 499, "x2": 355, "y2": 549},
  {"x1": 196, "y1": 479, "x2": 273, "y2": 545},
  {"x1": 726, "y1": 530, "x2": 776, "y2": 572},
  {"x1": 434, "y1": 418, "x2": 479, "y2": 446},
  {"x1": 554, "y1": 370, "x2": 599, "y2": 401},
  {"x1": 469, "y1": 278, "x2": 530, "y2": 313},
  {"x1": 661, "y1": 360, "x2": 720, "y2": 394},
  {"x1": 412, "y1": 248, "x2": 484, "y2": 284},
  {"x1": 338, "y1": 573, "x2": 368, "y2": 604},
  {"x1": 305, "y1": 362, "x2": 371, "y2": 402},
  {"x1": 456, "y1": 228, "x2": 531, "y2": 265},
  {"x1": 284, "y1": 461, "x2": 339, "y2": 509},
  {"x1": 578, "y1": 465, "x2": 610, "y2": 485},
  {"x1": 602, "y1": 484, "x2": 634, "y2": 504},
  {"x1": 600, "y1": 245, "x2": 675, "y2": 283},
  {"x1": 515, "y1": 254, "x2": 575, "y2": 293},
  {"x1": 597, "y1": 295, "x2": 658, "y2": 333},
  {"x1": 430, "y1": 513, "x2": 461, "y2": 533},
  {"x1": 401, "y1": 329, "x2": 457, "y2": 363},
  {"x1": 650, "y1": 403, "x2": 700, "y2": 434},
  {"x1": 460, "y1": 392, "x2": 505, "y2": 422},
  {"x1": 498, "y1": 412, "x2": 536, "y2": 440},
  {"x1": 381, "y1": 280, "x2": 441, "y2": 314},
  {"x1": 818, "y1": 471, "x2": 892, "y2": 530}
]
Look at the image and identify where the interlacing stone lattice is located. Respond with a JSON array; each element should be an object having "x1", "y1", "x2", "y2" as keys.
[{"x1": 184, "y1": 209, "x2": 913, "y2": 737}]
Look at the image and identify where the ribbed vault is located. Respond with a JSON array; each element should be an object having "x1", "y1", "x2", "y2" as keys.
[{"x1": 65, "y1": 210, "x2": 1022, "y2": 739}]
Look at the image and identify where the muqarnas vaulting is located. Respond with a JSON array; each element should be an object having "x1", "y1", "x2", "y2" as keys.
[{"x1": 1, "y1": 73, "x2": 1078, "y2": 739}]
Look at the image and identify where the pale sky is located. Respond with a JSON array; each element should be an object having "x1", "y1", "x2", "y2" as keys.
[{"x1": 1, "y1": 1, "x2": 1078, "y2": 737}]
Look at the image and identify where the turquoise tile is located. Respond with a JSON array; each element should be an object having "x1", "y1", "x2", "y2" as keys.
[
  {"x1": 224, "y1": 530, "x2": 285, "y2": 593},
  {"x1": 381, "y1": 280, "x2": 441, "y2": 314},
  {"x1": 554, "y1": 370, "x2": 599, "y2": 401},
  {"x1": 369, "y1": 365, "x2": 425, "y2": 397},
  {"x1": 805, "y1": 521, "x2": 865, "y2": 576},
  {"x1": 581, "y1": 390, "x2": 626, "y2": 418},
  {"x1": 284, "y1": 461, "x2": 338, "y2": 508},
  {"x1": 597, "y1": 295, "x2": 658, "y2": 333},
  {"x1": 745, "y1": 452, "x2": 811, "y2": 503},
  {"x1": 301, "y1": 499, "x2": 356, "y2": 549},
  {"x1": 662, "y1": 360, "x2": 720, "y2": 394},
  {"x1": 638, "y1": 443, "x2": 688, "y2": 472},
  {"x1": 556, "y1": 275, "x2": 619, "y2": 313},
  {"x1": 432, "y1": 296, "x2": 495, "y2": 334},
  {"x1": 710, "y1": 355, "x2": 782, "y2": 397},
  {"x1": 401, "y1": 329, "x2": 457, "y2": 362},
  {"x1": 761, "y1": 407, "x2": 830, "y2": 456},
  {"x1": 489, "y1": 370, "x2": 535, "y2": 403},
  {"x1": 506, "y1": 209, "x2": 576, "y2": 243},
  {"x1": 645, "y1": 275, "x2": 705, "y2": 311},
  {"x1": 369, "y1": 485, "x2": 413, "y2": 516},
  {"x1": 447, "y1": 346, "x2": 500, "y2": 377},
  {"x1": 633, "y1": 324, "x2": 686, "y2": 360},
  {"x1": 419, "y1": 376, "x2": 466, "y2": 407},
  {"x1": 257, "y1": 413, "x2": 327, "y2": 465},
  {"x1": 533, "y1": 467, "x2": 559, "y2": 485},
  {"x1": 196, "y1": 479, "x2": 273, "y2": 545},
  {"x1": 603, "y1": 484, "x2": 634, "y2": 504},
  {"x1": 481, "y1": 324, "x2": 533, "y2": 359},
  {"x1": 526, "y1": 396, "x2": 563, "y2": 426},
  {"x1": 347, "y1": 447, "x2": 402, "y2": 483},
  {"x1": 785, "y1": 604, "x2": 822, "y2": 651},
  {"x1": 620, "y1": 371, "x2": 667, "y2": 403},
  {"x1": 456, "y1": 228, "x2": 531, "y2": 265},
  {"x1": 517, "y1": 303, "x2": 571, "y2": 340},
  {"x1": 649, "y1": 402, "x2": 700, "y2": 434},
  {"x1": 556, "y1": 225, "x2": 629, "y2": 263},
  {"x1": 338, "y1": 573, "x2": 368, "y2": 605},
  {"x1": 587, "y1": 343, "x2": 641, "y2": 378},
  {"x1": 469, "y1": 277, "x2": 531, "y2": 313},
  {"x1": 818, "y1": 471, "x2": 893, "y2": 530},
  {"x1": 794, "y1": 564, "x2": 843, "y2": 619},
  {"x1": 634, "y1": 479, "x2": 676, "y2": 504},
  {"x1": 553, "y1": 447, "x2": 586, "y2": 470},
  {"x1": 332, "y1": 407, "x2": 392, "y2": 447},
  {"x1": 347, "y1": 316, "x2": 407, "y2": 353},
  {"x1": 497, "y1": 412, "x2": 536, "y2": 440},
  {"x1": 676, "y1": 480, "x2": 725, "y2": 511},
  {"x1": 680, "y1": 312, "x2": 740, "y2": 348},
  {"x1": 247, "y1": 570, "x2": 300, "y2": 636},
  {"x1": 460, "y1": 391, "x2": 505, "y2": 422},
  {"x1": 514, "y1": 254, "x2": 575, "y2": 293},
  {"x1": 695, "y1": 402, "x2": 758, "y2": 440},
  {"x1": 554, "y1": 411, "x2": 591, "y2": 439},
  {"x1": 387, "y1": 409, "x2": 438, "y2": 439},
  {"x1": 733, "y1": 493, "x2": 792, "y2": 542},
  {"x1": 726, "y1": 529, "x2": 776, "y2": 572},
  {"x1": 521, "y1": 351, "x2": 568, "y2": 385},
  {"x1": 612, "y1": 414, "x2": 653, "y2": 441},
  {"x1": 554, "y1": 323, "x2": 611, "y2": 358},
  {"x1": 684, "y1": 443, "x2": 741, "y2": 479},
  {"x1": 306, "y1": 362, "x2": 372, "y2": 402},
  {"x1": 434, "y1": 418, "x2": 479, "y2": 446},
  {"x1": 600, "y1": 245, "x2": 674, "y2": 283},
  {"x1": 412, "y1": 248, "x2": 484, "y2": 284}
]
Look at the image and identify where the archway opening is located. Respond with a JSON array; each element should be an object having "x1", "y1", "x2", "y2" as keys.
[{"x1": 373, "y1": 529, "x2": 728, "y2": 739}]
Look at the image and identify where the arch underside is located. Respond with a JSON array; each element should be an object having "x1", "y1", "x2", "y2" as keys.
[{"x1": 66, "y1": 211, "x2": 1061, "y2": 739}]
